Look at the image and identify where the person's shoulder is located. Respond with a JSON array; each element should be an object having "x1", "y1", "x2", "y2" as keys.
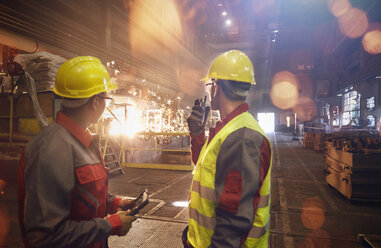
[
  {"x1": 26, "y1": 123, "x2": 69, "y2": 151},
  {"x1": 225, "y1": 127, "x2": 264, "y2": 146}
]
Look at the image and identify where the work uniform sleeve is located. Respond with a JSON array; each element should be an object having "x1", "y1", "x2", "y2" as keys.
[
  {"x1": 190, "y1": 132, "x2": 206, "y2": 164},
  {"x1": 23, "y1": 135, "x2": 114, "y2": 248},
  {"x1": 210, "y1": 128, "x2": 267, "y2": 248},
  {"x1": 108, "y1": 194, "x2": 122, "y2": 214}
]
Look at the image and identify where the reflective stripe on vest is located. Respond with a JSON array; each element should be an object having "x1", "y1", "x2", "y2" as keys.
[
  {"x1": 188, "y1": 111, "x2": 273, "y2": 248},
  {"x1": 191, "y1": 180, "x2": 216, "y2": 202},
  {"x1": 189, "y1": 207, "x2": 215, "y2": 230}
]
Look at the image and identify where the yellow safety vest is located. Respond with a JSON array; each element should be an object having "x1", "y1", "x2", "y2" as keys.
[{"x1": 188, "y1": 111, "x2": 272, "y2": 248}]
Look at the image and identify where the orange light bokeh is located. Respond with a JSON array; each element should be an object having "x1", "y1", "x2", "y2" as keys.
[
  {"x1": 338, "y1": 8, "x2": 368, "y2": 38},
  {"x1": 328, "y1": 0, "x2": 351, "y2": 18},
  {"x1": 300, "y1": 197, "x2": 325, "y2": 230},
  {"x1": 362, "y1": 23, "x2": 381, "y2": 55},
  {"x1": 270, "y1": 71, "x2": 299, "y2": 110},
  {"x1": 293, "y1": 97, "x2": 317, "y2": 122},
  {"x1": 270, "y1": 81, "x2": 299, "y2": 110}
]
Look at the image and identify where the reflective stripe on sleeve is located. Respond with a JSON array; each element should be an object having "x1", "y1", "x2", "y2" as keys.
[
  {"x1": 189, "y1": 207, "x2": 216, "y2": 230},
  {"x1": 77, "y1": 185, "x2": 100, "y2": 207},
  {"x1": 191, "y1": 180, "x2": 216, "y2": 202}
]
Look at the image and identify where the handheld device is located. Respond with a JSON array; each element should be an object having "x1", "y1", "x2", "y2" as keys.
[
  {"x1": 127, "y1": 189, "x2": 149, "y2": 216},
  {"x1": 202, "y1": 95, "x2": 209, "y2": 124}
]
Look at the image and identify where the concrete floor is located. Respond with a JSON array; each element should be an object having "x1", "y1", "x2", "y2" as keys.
[{"x1": 1, "y1": 132, "x2": 381, "y2": 247}]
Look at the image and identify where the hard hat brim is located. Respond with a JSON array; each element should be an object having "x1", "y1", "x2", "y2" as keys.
[{"x1": 200, "y1": 76, "x2": 209, "y2": 82}]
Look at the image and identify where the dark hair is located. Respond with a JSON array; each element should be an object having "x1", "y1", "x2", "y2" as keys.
[{"x1": 216, "y1": 79, "x2": 251, "y2": 101}]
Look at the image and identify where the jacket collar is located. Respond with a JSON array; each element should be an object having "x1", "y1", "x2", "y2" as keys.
[
  {"x1": 216, "y1": 103, "x2": 249, "y2": 132},
  {"x1": 56, "y1": 111, "x2": 93, "y2": 148},
  {"x1": 208, "y1": 103, "x2": 249, "y2": 143}
]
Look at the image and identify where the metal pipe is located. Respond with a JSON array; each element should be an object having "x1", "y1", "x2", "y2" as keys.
[{"x1": 0, "y1": 27, "x2": 76, "y2": 58}]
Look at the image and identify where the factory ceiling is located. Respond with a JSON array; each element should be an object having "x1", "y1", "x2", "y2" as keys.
[{"x1": 1, "y1": 0, "x2": 381, "y2": 109}]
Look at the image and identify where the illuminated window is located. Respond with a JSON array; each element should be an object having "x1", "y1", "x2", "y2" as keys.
[
  {"x1": 342, "y1": 89, "x2": 360, "y2": 126},
  {"x1": 367, "y1": 115, "x2": 376, "y2": 127},
  {"x1": 367, "y1": 96, "x2": 375, "y2": 110},
  {"x1": 332, "y1": 106, "x2": 340, "y2": 127}
]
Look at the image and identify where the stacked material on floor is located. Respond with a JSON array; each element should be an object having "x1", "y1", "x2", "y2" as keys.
[
  {"x1": 303, "y1": 132, "x2": 315, "y2": 149},
  {"x1": 314, "y1": 133, "x2": 329, "y2": 152},
  {"x1": 324, "y1": 134, "x2": 381, "y2": 201}
]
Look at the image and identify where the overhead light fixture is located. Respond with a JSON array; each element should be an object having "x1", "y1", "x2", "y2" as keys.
[
  {"x1": 217, "y1": 3, "x2": 222, "y2": 7},
  {"x1": 225, "y1": 19, "x2": 232, "y2": 26},
  {"x1": 272, "y1": 39, "x2": 276, "y2": 42},
  {"x1": 222, "y1": 11, "x2": 227, "y2": 16},
  {"x1": 273, "y1": 29, "x2": 279, "y2": 33},
  {"x1": 337, "y1": 93, "x2": 343, "y2": 96}
]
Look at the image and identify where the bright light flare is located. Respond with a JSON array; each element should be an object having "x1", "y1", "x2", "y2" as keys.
[
  {"x1": 172, "y1": 201, "x2": 188, "y2": 207},
  {"x1": 109, "y1": 106, "x2": 144, "y2": 137},
  {"x1": 270, "y1": 71, "x2": 299, "y2": 110},
  {"x1": 257, "y1": 113, "x2": 275, "y2": 133},
  {"x1": 338, "y1": 8, "x2": 368, "y2": 38},
  {"x1": 226, "y1": 19, "x2": 232, "y2": 26},
  {"x1": 328, "y1": 0, "x2": 351, "y2": 18},
  {"x1": 222, "y1": 11, "x2": 227, "y2": 16},
  {"x1": 362, "y1": 23, "x2": 381, "y2": 55}
]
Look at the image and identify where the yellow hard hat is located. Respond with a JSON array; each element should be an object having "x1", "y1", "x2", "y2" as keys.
[
  {"x1": 54, "y1": 56, "x2": 117, "y2": 98},
  {"x1": 201, "y1": 50, "x2": 255, "y2": 84}
]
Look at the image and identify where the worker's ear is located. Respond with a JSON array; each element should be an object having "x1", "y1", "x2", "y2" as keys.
[{"x1": 88, "y1": 95, "x2": 98, "y2": 111}]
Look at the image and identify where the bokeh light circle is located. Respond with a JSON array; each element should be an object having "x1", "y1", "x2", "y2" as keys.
[
  {"x1": 301, "y1": 197, "x2": 325, "y2": 230},
  {"x1": 270, "y1": 71, "x2": 299, "y2": 110},
  {"x1": 328, "y1": 0, "x2": 351, "y2": 18},
  {"x1": 362, "y1": 23, "x2": 381, "y2": 55},
  {"x1": 338, "y1": 8, "x2": 368, "y2": 38}
]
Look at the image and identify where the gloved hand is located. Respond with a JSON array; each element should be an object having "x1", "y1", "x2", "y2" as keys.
[
  {"x1": 117, "y1": 210, "x2": 137, "y2": 236},
  {"x1": 118, "y1": 198, "x2": 136, "y2": 211},
  {"x1": 187, "y1": 99, "x2": 210, "y2": 136}
]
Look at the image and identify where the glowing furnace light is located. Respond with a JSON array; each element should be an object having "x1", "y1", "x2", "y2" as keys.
[
  {"x1": 328, "y1": 0, "x2": 351, "y2": 18},
  {"x1": 109, "y1": 106, "x2": 144, "y2": 137},
  {"x1": 124, "y1": 106, "x2": 144, "y2": 137},
  {"x1": 362, "y1": 23, "x2": 381, "y2": 55},
  {"x1": 338, "y1": 8, "x2": 368, "y2": 38},
  {"x1": 172, "y1": 201, "x2": 188, "y2": 207}
]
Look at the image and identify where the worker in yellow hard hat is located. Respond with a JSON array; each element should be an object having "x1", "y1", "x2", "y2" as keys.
[
  {"x1": 18, "y1": 56, "x2": 137, "y2": 248},
  {"x1": 184, "y1": 50, "x2": 273, "y2": 247}
]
